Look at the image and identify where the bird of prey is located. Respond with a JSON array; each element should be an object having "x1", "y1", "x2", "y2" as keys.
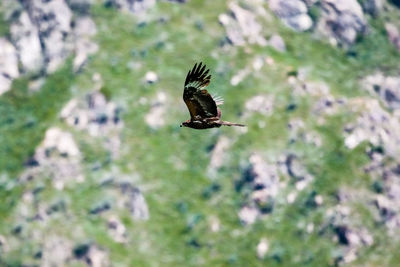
[{"x1": 180, "y1": 62, "x2": 245, "y2": 129}]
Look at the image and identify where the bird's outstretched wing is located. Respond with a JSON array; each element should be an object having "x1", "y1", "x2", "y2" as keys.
[{"x1": 183, "y1": 62, "x2": 218, "y2": 119}]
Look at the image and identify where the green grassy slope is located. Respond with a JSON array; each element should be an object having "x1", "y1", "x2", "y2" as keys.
[{"x1": 1, "y1": 0, "x2": 400, "y2": 266}]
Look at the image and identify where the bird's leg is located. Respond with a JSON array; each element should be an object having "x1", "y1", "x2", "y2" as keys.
[{"x1": 217, "y1": 108, "x2": 221, "y2": 119}]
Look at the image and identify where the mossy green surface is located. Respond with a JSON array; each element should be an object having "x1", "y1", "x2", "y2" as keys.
[{"x1": 1, "y1": 1, "x2": 400, "y2": 266}]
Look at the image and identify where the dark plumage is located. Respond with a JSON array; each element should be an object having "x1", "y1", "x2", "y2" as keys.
[{"x1": 180, "y1": 62, "x2": 245, "y2": 129}]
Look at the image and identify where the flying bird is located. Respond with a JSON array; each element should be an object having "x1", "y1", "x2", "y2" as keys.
[{"x1": 180, "y1": 62, "x2": 245, "y2": 129}]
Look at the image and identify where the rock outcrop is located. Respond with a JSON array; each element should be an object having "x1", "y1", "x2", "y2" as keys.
[
  {"x1": 60, "y1": 76, "x2": 123, "y2": 159},
  {"x1": 10, "y1": 10, "x2": 44, "y2": 73},
  {"x1": 244, "y1": 95, "x2": 275, "y2": 117},
  {"x1": 367, "y1": 159, "x2": 400, "y2": 236},
  {"x1": 362, "y1": 73, "x2": 400, "y2": 110},
  {"x1": 219, "y1": 2, "x2": 267, "y2": 46},
  {"x1": 145, "y1": 91, "x2": 168, "y2": 129},
  {"x1": 360, "y1": 0, "x2": 385, "y2": 16},
  {"x1": 104, "y1": 0, "x2": 156, "y2": 13},
  {"x1": 0, "y1": 0, "x2": 98, "y2": 94},
  {"x1": 317, "y1": 0, "x2": 367, "y2": 47},
  {"x1": 237, "y1": 152, "x2": 314, "y2": 224},
  {"x1": 385, "y1": 23, "x2": 400, "y2": 52},
  {"x1": 269, "y1": 0, "x2": 313, "y2": 32},
  {"x1": 237, "y1": 153, "x2": 281, "y2": 224},
  {"x1": 208, "y1": 136, "x2": 232, "y2": 177},
  {"x1": 322, "y1": 203, "x2": 374, "y2": 265},
  {"x1": 20, "y1": 127, "x2": 83, "y2": 190},
  {"x1": 344, "y1": 98, "x2": 400, "y2": 158},
  {"x1": 269, "y1": 0, "x2": 368, "y2": 47},
  {"x1": 0, "y1": 38, "x2": 19, "y2": 95}
]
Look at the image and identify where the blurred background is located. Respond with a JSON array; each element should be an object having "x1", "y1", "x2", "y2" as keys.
[{"x1": 1, "y1": 0, "x2": 400, "y2": 266}]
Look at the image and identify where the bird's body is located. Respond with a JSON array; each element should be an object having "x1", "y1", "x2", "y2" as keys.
[{"x1": 180, "y1": 62, "x2": 245, "y2": 129}]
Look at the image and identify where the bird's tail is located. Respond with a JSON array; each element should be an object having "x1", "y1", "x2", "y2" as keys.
[{"x1": 220, "y1": 121, "x2": 246, "y2": 127}]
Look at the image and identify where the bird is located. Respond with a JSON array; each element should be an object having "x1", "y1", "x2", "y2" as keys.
[{"x1": 180, "y1": 62, "x2": 245, "y2": 129}]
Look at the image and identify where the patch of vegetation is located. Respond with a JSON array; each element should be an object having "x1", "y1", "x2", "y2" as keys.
[
  {"x1": 0, "y1": 63, "x2": 74, "y2": 175},
  {"x1": 0, "y1": 63, "x2": 74, "y2": 225},
  {"x1": 0, "y1": 11, "x2": 9, "y2": 36},
  {"x1": 1, "y1": 0, "x2": 400, "y2": 266}
]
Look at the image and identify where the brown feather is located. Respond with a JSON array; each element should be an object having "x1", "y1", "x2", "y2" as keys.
[
  {"x1": 183, "y1": 62, "x2": 218, "y2": 119},
  {"x1": 181, "y1": 63, "x2": 246, "y2": 129}
]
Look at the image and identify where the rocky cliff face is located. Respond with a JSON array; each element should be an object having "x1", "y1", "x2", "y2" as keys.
[
  {"x1": 2, "y1": 0, "x2": 400, "y2": 94},
  {"x1": 1, "y1": 0, "x2": 400, "y2": 266},
  {"x1": 1, "y1": 0, "x2": 98, "y2": 94}
]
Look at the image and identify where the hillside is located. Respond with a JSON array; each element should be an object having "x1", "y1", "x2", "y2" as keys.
[{"x1": 1, "y1": 0, "x2": 400, "y2": 266}]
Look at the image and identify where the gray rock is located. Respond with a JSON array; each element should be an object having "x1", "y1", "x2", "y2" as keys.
[
  {"x1": 323, "y1": 204, "x2": 374, "y2": 265},
  {"x1": 107, "y1": 215, "x2": 127, "y2": 243},
  {"x1": 269, "y1": 0, "x2": 313, "y2": 32},
  {"x1": 38, "y1": 127, "x2": 81, "y2": 159},
  {"x1": 19, "y1": 127, "x2": 83, "y2": 191},
  {"x1": 285, "y1": 154, "x2": 307, "y2": 181},
  {"x1": 344, "y1": 99, "x2": 400, "y2": 158},
  {"x1": 288, "y1": 118, "x2": 322, "y2": 147},
  {"x1": 244, "y1": 95, "x2": 275, "y2": 116},
  {"x1": 67, "y1": 0, "x2": 94, "y2": 14},
  {"x1": 312, "y1": 95, "x2": 346, "y2": 116},
  {"x1": 248, "y1": 154, "x2": 281, "y2": 195},
  {"x1": 145, "y1": 71, "x2": 158, "y2": 83},
  {"x1": 237, "y1": 153, "x2": 281, "y2": 224},
  {"x1": 105, "y1": 0, "x2": 156, "y2": 13},
  {"x1": 72, "y1": 16, "x2": 99, "y2": 71},
  {"x1": 73, "y1": 243, "x2": 110, "y2": 267},
  {"x1": 219, "y1": 3, "x2": 267, "y2": 46},
  {"x1": 268, "y1": 34, "x2": 286, "y2": 52},
  {"x1": 119, "y1": 182, "x2": 149, "y2": 220},
  {"x1": 374, "y1": 194, "x2": 400, "y2": 234},
  {"x1": 0, "y1": 38, "x2": 19, "y2": 79},
  {"x1": 237, "y1": 152, "x2": 315, "y2": 224},
  {"x1": 290, "y1": 74, "x2": 345, "y2": 118},
  {"x1": 8, "y1": 0, "x2": 98, "y2": 78},
  {"x1": 42, "y1": 236, "x2": 73, "y2": 267},
  {"x1": 10, "y1": 11, "x2": 44, "y2": 73},
  {"x1": 0, "y1": 38, "x2": 19, "y2": 95},
  {"x1": 385, "y1": 23, "x2": 400, "y2": 52},
  {"x1": 238, "y1": 205, "x2": 259, "y2": 225},
  {"x1": 26, "y1": 0, "x2": 73, "y2": 73},
  {"x1": 291, "y1": 75, "x2": 331, "y2": 98},
  {"x1": 28, "y1": 78, "x2": 45, "y2": 92},
  {"x1": 360, "y1": 0, "x2": 385, "y2": 16},
  {"x1": 84, "y1": 244, "x2": 110, "y2": 267},
  {"x1": 278, "y1": 154, "x2": 314, "y2": 191},
  {"x1": 208, "y1": 136, "x2": 231, "y2": 177},
  {"x1": 256, "y1": 238, "x2": 269, "y2": 259},
  {"x1": 89, "y1": 172, "x2": 149, "y2": 221},
  {"x1": 317, "y1": 0, "x2": 367, "y2": 47},
  {"x1": 0, "y1": 0, "x2": 23, "y2": 21},
  {"x1": 60, "y1": 88, "x2": 123, "y2": 158},
  {"x1": 366, "y1": 156, "x2": 400, "y2": 235},
  {"x1": 230, "y1": 67, "x2": 251, "y2": 86},
  {"x1": 145, "y1": 91, "x2": 167, "y2": 129},
  {"x1": 362, "y1": 73, "x2": 400, "y2": 110}
]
